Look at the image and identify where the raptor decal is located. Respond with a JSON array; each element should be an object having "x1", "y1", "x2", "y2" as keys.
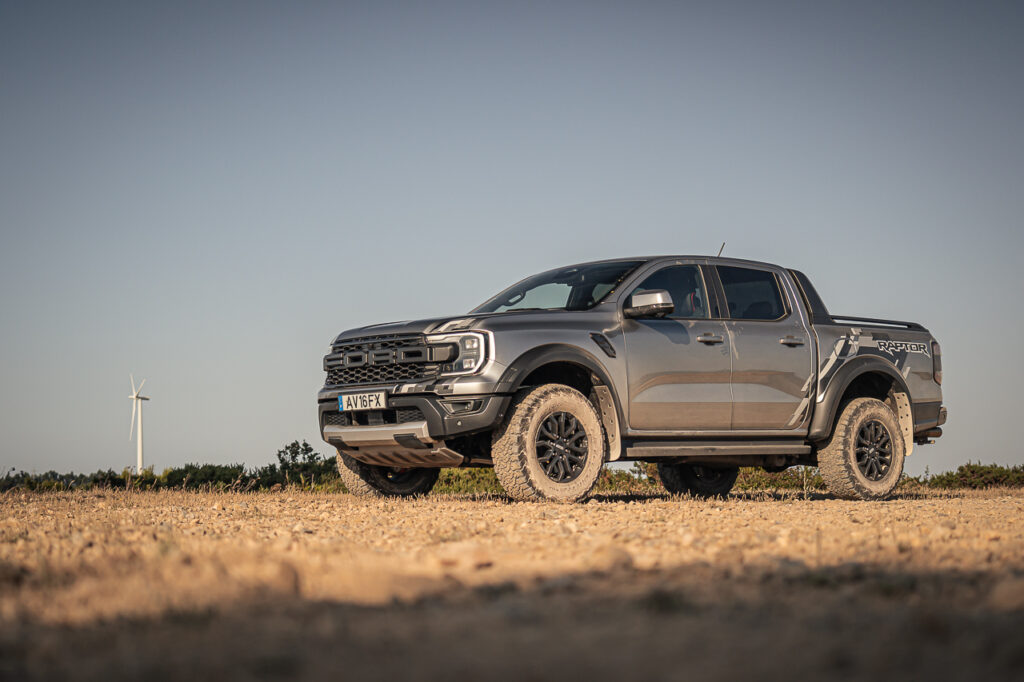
[{"x1": 875, "y1": 340, "x2": 930, "y2": 357}]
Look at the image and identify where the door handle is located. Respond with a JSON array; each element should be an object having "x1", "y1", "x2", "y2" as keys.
[
  {"x1": 779, "y1": 336, "x2": 805, "y2": 347},
  {"x1": 697, "y1": 334, "x2": 724, "y2": 345}
]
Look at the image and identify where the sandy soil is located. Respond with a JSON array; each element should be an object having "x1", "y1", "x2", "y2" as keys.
[{"x1": 2, "y1": 488, "x2": 1024, "y2": 681}]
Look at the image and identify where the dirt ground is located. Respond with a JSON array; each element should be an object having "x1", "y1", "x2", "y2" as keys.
[{"x1": 2, "y1": 488, "x2": 1023, "y2": 681}]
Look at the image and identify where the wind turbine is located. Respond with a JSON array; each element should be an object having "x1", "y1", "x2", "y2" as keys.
[{"x1": 129, "y1": 375, "x2": 150, "y2": 473}]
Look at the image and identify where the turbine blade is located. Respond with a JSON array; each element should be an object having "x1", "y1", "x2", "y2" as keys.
[
  {"x1": 136, "y1": 379, "x2": 146, "y2": 394},
  {"x1": 130, "y1": 399, "x2": 137, "y2": 441},
  {"x1": 130, "y1": 374, "x2": 136, "y2": 395}
]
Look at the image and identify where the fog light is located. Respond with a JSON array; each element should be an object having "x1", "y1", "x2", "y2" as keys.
[{"x1": 441, "y1": 400, "x2": 482, "y2": 414}]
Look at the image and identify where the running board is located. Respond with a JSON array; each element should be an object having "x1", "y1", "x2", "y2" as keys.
[{"x1": 623, "y1": 440, "x2": 811, "y2": 459}]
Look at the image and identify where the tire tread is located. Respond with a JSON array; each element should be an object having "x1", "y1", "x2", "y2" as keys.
[
  {"x1": 818, "y1": 397, "x2": 905, "y2": 501},
  {"x1": 491, "y1": 385, "x2": 605, "y2": 503}
]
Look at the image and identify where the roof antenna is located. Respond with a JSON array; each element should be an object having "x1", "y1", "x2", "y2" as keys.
[{"x1": 717, "y1": 241, "x2": 726, "y2": 257}]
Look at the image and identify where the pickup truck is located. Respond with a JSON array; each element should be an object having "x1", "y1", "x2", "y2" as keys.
[{"x1": 318, "y1": 256, "x2": 946, "y2": 501}]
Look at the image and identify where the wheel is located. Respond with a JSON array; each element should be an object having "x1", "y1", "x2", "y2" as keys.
[
  {"x1": 335, "y1": 451, "x2": 440, "y2": 497},
  {"x1": 657, "y1": 462, "x2": 739, "y2": 498},
  {"x1": 817, "y1": 397, "x2": 906, "y2": 500},
  {"x1": 491, "y1": 385, "x2": 606, "y2": 502}
]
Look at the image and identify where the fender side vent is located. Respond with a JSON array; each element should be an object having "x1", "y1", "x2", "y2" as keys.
[{"x1": 590, "y1": 333, "x2": 616, "y2": 358}]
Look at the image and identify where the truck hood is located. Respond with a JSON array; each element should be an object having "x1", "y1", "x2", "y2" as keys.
[
  {"x1": 331, "y1": 309, "x2": 609, "y2": 344},
  {"x1": 333, "y1": 316, "x2": 480, "y2": 343}
]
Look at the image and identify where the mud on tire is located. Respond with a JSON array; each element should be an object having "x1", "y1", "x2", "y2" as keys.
[
  {"x1": 657, "y1": 463, "x2": 739, "y2": 498},
  {"x1": 817, "y1": 397, "x2": 906, "y2": 501},
  {"x1": 335, "y1": 451, "x2": 440, "y2": 497},
  {"x1": 491, "y1": 385, "x2": 606, "y2": 502}
]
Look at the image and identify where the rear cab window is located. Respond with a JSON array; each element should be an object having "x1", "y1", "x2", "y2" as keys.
[{"x1": 717, "y1": 266, "x2": 787, "y2": 321}]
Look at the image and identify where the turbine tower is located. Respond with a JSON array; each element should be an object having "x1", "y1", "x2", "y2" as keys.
[{"x1": 129, "y1": 375, "x2": 150, "y2": 473}]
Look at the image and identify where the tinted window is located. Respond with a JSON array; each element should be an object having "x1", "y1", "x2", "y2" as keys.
[
  {"x1": 718, "y1": 266, "x2": 785, "y2": 320},
  {"x1": 474, "y1": 261, "x2": 644, "y2": 313},
  {"x1": 628, "y1": 265, "x2": 708, "y2": 319}
]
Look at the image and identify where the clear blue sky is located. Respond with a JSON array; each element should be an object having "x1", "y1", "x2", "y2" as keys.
[{"x1": 1, "y1": 1, "x2": 1021, "y2": 476}]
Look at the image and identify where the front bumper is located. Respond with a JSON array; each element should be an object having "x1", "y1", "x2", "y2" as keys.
[{"x1": 317, "y1": 390, "x2": 511, "y2": 467}]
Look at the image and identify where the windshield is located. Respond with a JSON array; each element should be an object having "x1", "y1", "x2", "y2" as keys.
[{"x1": 472, "y1": 261, "x2": 645, "y2": 313}]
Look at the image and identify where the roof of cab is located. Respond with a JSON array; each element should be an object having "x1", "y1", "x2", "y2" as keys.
[{"x1": 566, "y1": 255, "x2": 785, "y2": 270}]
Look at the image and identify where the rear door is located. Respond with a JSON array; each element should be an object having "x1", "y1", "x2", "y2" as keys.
[
  {"x1": 711, "y1": 265, "x2": 815, "y2": 431},
  {"x1": 622, "y1": 262, "x2": 733, "y2": 431}
]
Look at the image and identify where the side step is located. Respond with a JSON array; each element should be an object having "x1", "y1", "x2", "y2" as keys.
[{"x1": 623, "y1": 440, "x2": 811, "y2": 460}]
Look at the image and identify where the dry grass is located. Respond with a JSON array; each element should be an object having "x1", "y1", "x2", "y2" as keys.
[{"x1": 2, "y1": 488, "x2": 1024, "y2": 680}]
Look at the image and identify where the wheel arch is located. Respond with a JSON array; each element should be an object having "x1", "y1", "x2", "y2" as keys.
[
  {"x1": 809, "y1": 356, "x2": 913, "y2": 443},
  {"x1": 498, "y1": 344, "x2": 624, "y2": 458},
  {"x1": 501, "y1": 344, "x2": 614, "y2": 391}
]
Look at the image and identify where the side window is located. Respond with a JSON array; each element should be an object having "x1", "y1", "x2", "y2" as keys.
[
  {"x1": 628, "y1": 265, "x2": 708, "y2": 319},
  {"x1": 717, "y1": 266, "x2": 786, "y2": 320}
]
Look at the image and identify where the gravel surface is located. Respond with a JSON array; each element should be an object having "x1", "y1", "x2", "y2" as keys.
[{"x1": 2, "y1": 488, "x2": 1024, "y2": 681}]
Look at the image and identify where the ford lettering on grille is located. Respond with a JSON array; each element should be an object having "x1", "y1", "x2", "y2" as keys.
[{"x1": 324, "y1": 335, "x2": 441, "y2": 387}]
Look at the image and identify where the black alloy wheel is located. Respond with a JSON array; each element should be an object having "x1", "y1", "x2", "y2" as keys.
[
  {"x1": 535, "y1": 411, "x2": 589, "y2": 483},
  {"x1": 817, "y1": 397, "x2": 906, "y2": 500},
  {"x1": 855, "y1": 419, "x2": 892, "y2": 481},
  {"x1": 491, "y1": 384, "x2": 606, "y2": 502}
]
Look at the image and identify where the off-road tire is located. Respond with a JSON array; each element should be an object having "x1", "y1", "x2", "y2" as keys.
[
  {"x1": 491, "y1": 385, "x2": 606, "y2": 502},
  {"x1": 657, "y1": 463, "x2": 739, "y2": 498},
  {"x1": 335, "y1": 451, "x2": 440, "y2": 497},
  {"x1": 817, "y1": 397, "x2": 906, "y2": 500}
]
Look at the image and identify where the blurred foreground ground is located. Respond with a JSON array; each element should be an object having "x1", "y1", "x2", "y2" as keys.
[{"x1": 2, "y1": 488, "x2": 1023, "y2": 681}]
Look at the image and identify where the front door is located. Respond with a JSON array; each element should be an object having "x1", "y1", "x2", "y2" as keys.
[
  {"x1": 623, "y1": 263, "x2": 733, "y2": 431},
  {"x1": 714, "y1": 265, "x2": 815, "y2": 430}
]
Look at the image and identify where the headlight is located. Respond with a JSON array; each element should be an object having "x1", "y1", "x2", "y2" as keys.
[{"x1": 426, "y1": 332, "x2": 489, "y2": 376}]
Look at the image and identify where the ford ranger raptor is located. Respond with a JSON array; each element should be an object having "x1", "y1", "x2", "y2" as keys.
[{"x1": 318, "y1": 256, "x2": 946, "y2": 501}]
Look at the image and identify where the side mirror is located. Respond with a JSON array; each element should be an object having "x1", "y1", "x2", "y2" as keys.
[{"x1": 624, "y1": 290, "x2": 674, "y2": 318}]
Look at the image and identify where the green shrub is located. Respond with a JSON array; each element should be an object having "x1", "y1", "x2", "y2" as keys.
[
  {"x1": 4, "y1": 450, "x2": 1023, "y2": 495},
  {"x1": 735, "y1": 467, "x2": 825, "y2": 491},
  {"x1": 925, "y1": 462, "x2": 1024, "y2": 489},
  {"x1": 435, "y1": 468, "x2": 503, "y2": 495},
  {"x1": 0, "y1": 440, "x2": 338, "y2": 493},
  {"x1": 160, "y1": 463, "x2": 246, "y2": 489}
]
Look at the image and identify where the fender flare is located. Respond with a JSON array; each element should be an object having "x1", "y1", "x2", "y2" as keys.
[
  {"x1": 809, "y1": 355, "x2": 913, "y2": 442},
  {"x1": 498, "y1": 343, "x2": 625, "y2": 444},
  {"x1": 500, "y1": 343, "x2": 616, "y2": 394}
]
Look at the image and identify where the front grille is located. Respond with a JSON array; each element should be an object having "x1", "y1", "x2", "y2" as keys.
[
  {"x1": 326, "y1": 363, "x2": 439, "y2": 386},
  {"x1": 324, "y1": 334, "x2": 442, "y2": 387},
  {"x1": 322, "y1": 407, "x2": 424, "y2": 428}
]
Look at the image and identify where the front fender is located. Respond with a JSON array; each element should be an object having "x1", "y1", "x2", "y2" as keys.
[
  {"x1": 498, "y1": 343, "x2": 616, "y2": 393},
  {"x1": 498, "y1": 343, "x2": 626, "y2": 460}
]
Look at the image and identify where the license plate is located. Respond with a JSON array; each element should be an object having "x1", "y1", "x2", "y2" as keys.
[{"x1": 339, "y1": 391, "x2": 387, "y2": 412}]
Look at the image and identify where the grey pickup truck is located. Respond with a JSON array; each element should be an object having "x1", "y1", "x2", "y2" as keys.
[{"x1": 318, "y1": 256, "x2": 946, "y2": 501}]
